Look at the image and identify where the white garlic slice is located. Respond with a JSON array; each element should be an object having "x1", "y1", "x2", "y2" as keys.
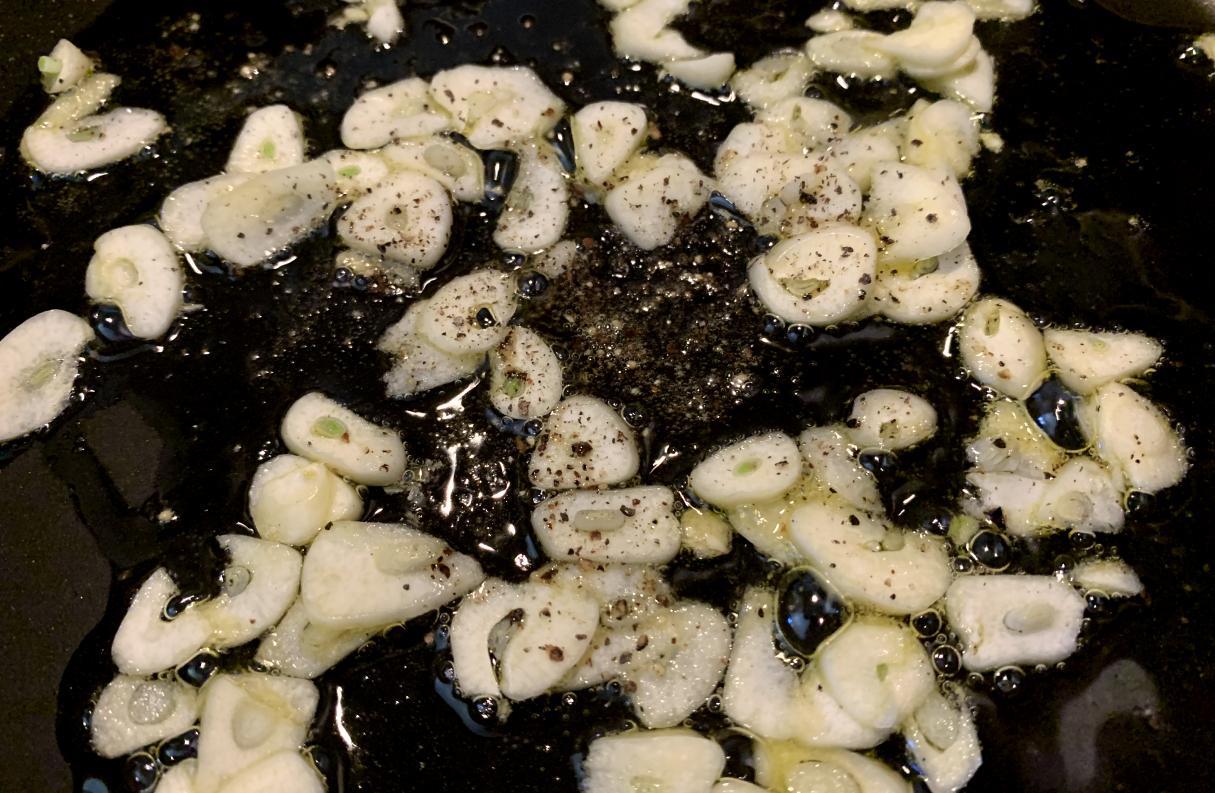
[
  {"x1": 757, "y1": 97, "x2": 853, "y2": 151},
  {"x1": 528, "y1": 396, "x2": 640, "y2": 490},
  {"x1": 582, "y1": 729, "x2": 726, "y2": 793},
  {"x1": 218, "y1": 750, "x2": 324, "y2": 793},
  {"x1": 531, "y1": 486, "x2": 681, "y2": 564},
  {"x1": 690, "y1": 432, "x2": 802, "y2": 509},
  {"x1": 280, "y1": 392, "x2": 407, "y2": 486},
  {"x1": 964, "y1": 0, "x2": 1034, "y2": 19},
  {"x1": 85, "y1": 224, "x2": 184, "y2": 339},
  {"x1": 1038, "y1": 457, "x2": 1124, "y2": 534},
  {"x1": 830, "y1": 120, "x2": 905, "y2": 194},
  {"x1": 381, "y1": 136, "x2": 486, "y2": 203},
  {"x1": 159, "y1": 174, "x2": 250, "y2": 252},
  {"x1": 112, "y1": 568, "x2": 211, "y2": 676},
  {"x1": 324, "y1": 149, "x2": 391, "y2": 197},
  {"x1": 871, "y1": 241, "x2": 980, "y2": 324},
  {"x1": 662, "y1": 53, "x2": 737, "y2": 89},
  {"x1": 494, "y1": 142, "x2": 569, "y2": 254},
  {"x1": 571, "y1": 101, "x2": 648, "y2": 188},
  {"x1": 816, "y1": 617, "x2": 935, "y2": 730},
  {"x1": 488, "y1": 327, "x2": 563, "y2": 420},
  {"x1": 805, "y1": 31, "x2": 898, "y2": 80},
  {"x1": 23, "y1": 107, "x2": 167, "y2": 175},
  {"x1": 748, "y1": 224, "x2": 877, "y2": 326},
  {"x1": 799, "y1": 426, "x2": 882, "y2": 512},
  {"x1": 604, "y1": 153, "x2": 712, "y2": 250},
  {"x1": 300, "y1": 521, "x2": 484, "y2": 630},
  {"x1": 610, "y1": 0, "x2": 705, "y2": 62},
  {"x1": 193, "y1": 673, "x2": 318, "y2": 793},
  {"x1": 90, "y1": 675, "x2": 199, "y2": 759},
  {"x1": 254, "y1": 599, "x2": 373, "y2": 679},
  {"x1": 957, "y1": 297, "x2": 1048, "y2": 399},
  {"x1": 377, "y1": 301, "x2": 484, "y2": 398},
  {"x1": 679, "y1": 508, "x2": 733, "y2": 559},
  {"x1": 340, "y1": 77, "x2": 452, "y2": 149},
  {"x1": 226, "y1": 105, "x2": 306, "y2": 174},
  {"x1": 805, "y1": 9, "x2": 855, "y2": 33},
  {"x1": 429, "y1": 65, "x2": 564, "y2": 149},
  {"x1": 39, "y1": 39, "x2": 94, "y2": 94},
  {"x1": 1069, "y1": 558, "x2": 1144, "y2": 598},
  {"x1": 1043, "y1": 329, "x2": 1162, "y2": 395},
  {"x1": 789, "y1": 499, "x2": 952, "y2": 615},
  {"x1": 201, "y1": 159, "x2": 338, "y2": 268},
  {"x1": 863, "y1": 161, "x2": 970, "y2": 263},
  {"x1": 904, "y1": 99, "x2": 980, "y2": 179},
  {"x1": 945, "y1": 575, "x2": 1086, "y2": 671},
  {"x1": 964, "y1": 470, "x2": 1047, "y2": 536},
  {"x1": 847, "y1": 388, "x2": 938, "y2": 452},
  {"x1": 450, "y1": 577, "x2": 598, "y2": 700},
  {"x1": 202, "y1": 535, "x2": 302, "y2": 649},
  {"x1": 876, "y1": 2, "x2": 976, "y2": 70},
  {"x1": 731, "y1": 50, "x2": 816, "y2": 111},
  {"x1": 920, "y1": 47, "x2": 996, "y2": 113},
  {"x1": 904, "y1": 684, "x2": 982, "y2": 793},
  {"x1": 246, "y1": 454, "x2": 359, "y2": 546},
  {"x1": 1079, "y1": 383, "x2": 1187, "y2": 494},
  {"x1": 337, "y1": 169, "x2": 452, "y2": 271},
  {"x1": 415, "y1": 269, "x2": 517, "y2": 355},
  {"x1": 0, "y1": 309, "x2": 94, "y2": 443}
]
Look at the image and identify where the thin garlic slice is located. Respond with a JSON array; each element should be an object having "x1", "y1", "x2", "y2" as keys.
[
  {"x1": 531, "y1": 486, "x2": 681, "y2": 564},
  {"x1": 488, "y1": 327, "x2": 563, "y2": 420},
  {"x1": 340, "y1": 77, "x2": 452, "y2": 149},
  {"x1": 90, "y1": 675, "x2": 200, "y2": 759},
  {"x1": 528, "y1": 395, "x2": 640, "y2": 490},
  {"x1": 377, "y1": 301, "x2": 485, "y2": 399},
  {"x1": 414, "y1": 269, "x2": 518, "y2": 355},
  {"x1": 429, "y1": 65, "x2": 564, "y2": 149},
  {"x1": 337, "y1": 169, "x2": 452, "y2": 270},
  {"x1": 280, "y1": 392, "x2": 407, "y2": 486},
  {"x1": 493, "y1": 142, "x2": 569, "y2": 254},
  {"x1": 847, "y1": 388, "x2": 938, "y2": 452},
  {"x1": 85, "y1": 224, "x2": 184, "y2": 339},
  {"x1": 957, "y1": 297, "x2": 1047, "y2": 399},
  {"x1": 748, "y1": 224, "x2": 877, "y2": 325},
  {"x1": 689, "y1": 432, "x2": 802, "y2": 509},
  {"x1": 0, "y1": 309, "x2": 94, "y2": 443},
  {"x1": 944, "y1": 575, "x2": 1085, "y2": 671},
  {"x1": 226, "y1": 105, "x2": 306, "y2": 174}
]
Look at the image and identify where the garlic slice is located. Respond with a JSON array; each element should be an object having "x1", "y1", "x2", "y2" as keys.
[
  {"x1": 921, "y1": 47, "x2": 996, "y2": 113},
  {"x1": 731, "y1": 50, "x2": 816, "y2": 111},
  {"x1": 847, "y1": 389, "x2": 938, "y2": 452},
  {"x1": 748, "y1": 224, "x2": 877, "y2": 326},
  {"x1": 957, "y1": 297, "x2": 1048, "y2": 399},
  {"x1": 1043, "y1": 328, "x2": 1162, "y2": 395},
  {"x1": 90, "y1": 675, "x2": 200, "y2": 759},
  {"x1": 944, "y1": 575, "x2": 1085, "y2": 671},
  {"x1": 488, "y1": 327, "x2": 563, "y2": 420},
  {"x1": 863, "y1": 161, "x2": 970, "y2": 264},
  {"x1": 248, "y1": 454, "x2": 364, "y2": 546},
  {"x1": 571, "y1": 101, "x2": 648, "y2": 188},
  {"x1": 160, "y1": 174, "x2": 250, "y2": 252},
  {"x1": 798, "y1": 426, "x2": 883, "y2": 512},
  {"x1": 904, "y1": 100, "x2": 980, "y2": 179},
  {"x1": 23, "y1": 107, "x2": 167, "y2": 175},
  {"x1": 904, "y1": 684, "x2": 982, "y2": 793},
  {"x1": 817, "y1": 617, "x2": 935, "y2": 730},
  {"x1": 202, "y1": 535, "x2": 302, "y2": 650},
  {"x1": 1078, "y1": 383, "x2": 1187, "y2": 494},
  {"x1": 528, "y1": 396, "x2": 640, "y2": 490},
  {"x1": 690, "y1": 432, "x2": 803, "y2": 509},
  {"x1": 218, "y1": 750, "x2": 325, "y2": 793},
  {"x1": 340, "y1": 77, "x2": 452, "y2": 149},
  {"x1": 429, "y1": 65, "x2": 564, "y2": 149},
  {"x1": 254, "y1": 599, "x2": 373, "y2": 679},
  {"x1": 85, "y1": 224, "x2": 184, "y2": 339},
  {"x1": 39, "y1": 39, "x2": 94, "y2": 94},
  {"x1": 871, "y1": 241, "x2": 980, "y2": 324},
  {"x1": 604, "y1": 153, "x2": 712, "y2": 250},
  {"x1": 201, "y1": 159, "x2": 338, "y2": 268},
  {"x1": 377, "y1": 301, "x2": 485, "y2": 398},
  {"x1": 0, "y1": 309, "x2": 94, "y2": 443},
  {"x1": 300, "y1": 521, "x2": 484, "y2": 630},
  {"x1": 226, "y1": 105, "x2": 306, "y2": 174},
  {"x1": 875, "y1": 2, "x2": 976, "y2": 70},
  {"x1": 805, "y1": 31, "x2": 898, "y2": 80},
  {"x1": 415, "y1": 269, "x2": 518, "y2": 355},
  {"x1": 280, "y1": 392, "x2": 407, "y2": 486},
  {"x1": 494, "y1": 141, "x2": 569, "y2": 254},
  {"x1": 381, "y1": 136, "x2": 486, "y2": 202},
  {"x1": 112, "y1": 568, "x2": 212, "y2": 676},
  {"x1": 582, "y1": 729, "x2": 726, "y2": 793},
  {"x1": 325, "y1": 149, "x2": 392, "y2": 197},
  {"x1": 1069, "y1": 558, "x2": 1144, "y2": 598},
  {"x1": 532, "y1": 486, "x2": 680, "y2": 564},
  {"x1": 337, "y1": 169, "x2": 452, "y2": 270}
]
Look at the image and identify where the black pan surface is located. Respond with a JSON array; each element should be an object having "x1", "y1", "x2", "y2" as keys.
[{"x1": 2, "y1": 2, "x2": 1215, "y2": 792}]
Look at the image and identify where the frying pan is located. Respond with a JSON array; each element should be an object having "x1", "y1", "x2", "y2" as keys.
[{"x1": 2, "y1": 1, "x2": 1215, "y2": 791}]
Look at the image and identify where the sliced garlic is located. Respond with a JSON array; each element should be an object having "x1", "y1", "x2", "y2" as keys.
[
  {"x1": 90, "y1": 675, "x2": 199, "y2": 759},
  {"x1": 340, "y1": 77, "x2": 452, "y2": 149},
  {"x1": 159, "y1": 174, "x2": 250, "y2": 252},
  {"x1": 532, "y1": 486, "x2": 680, "y2": 564},
  {"x1": 847, "y1": 389, "x2": 938, "y2": 452},
  {"x1": 805, "y1": 31, "x2": 898, "y2": 80},
  {"x1": 863, "y1": 161, "x2": 970, "y2": 264},
  {"x1": 920, "y1": 47, "x2": 996, "y2": 112},
  {"x1": 1069, "y1": 558, "x2": 1144, "y2": 598},
  {"x1": 756, "y1": 743, "x2": 911, "y2": 793},
  {"x1": 610, "y1": 0, "x2": 705, "y2": 62},
  {"x1": 957, "y1": 297, "x2": 1048, "y2": 399},
  {"x1": 112, "y1": 568, "x2": 212, "y2": 676},
  {"x1": 871, "y1": 241, "x2": 980, "y2": 324},
  {"x1": 226, "y1": 105, "x2": 306, "y2": 174},
  {"x1": 798, "y1": 426, "x2": 882, "y2": 512},
  {"x1": 830, "y1": 120, "x2": 905, "y2": 193},
  {"x1": 1038, "y1": 457, "x2": 1124, "y2": 534},
  {"x1": 193, "y1": 673, "x2": 318, "y2": 793},
  {"x1": 217, "y1": 750, "x2": 324, "y2": 793},
  {"x1": 249, "y1": 455, "x2": 363, "y2": 546},
  {"x1": 944, "y1": 575, "x2": 1085, "y2": 671},
  {"x1": 731, "y1": 50, "x2": 816, "y2": 111},
  {"x1": 381, "y1": 136, "x2": 486, "y2": 203},
  {"x1": 39, "y1": 39, "x2": 94, "y2": 94},
  {"x1": 528, "y1": 395, "x2": 640, "y2": 490},
  {"x1": 201, "y1": 159, "x2": 338, "y2": 268},
  {"x1": 488, "y1": 327, "x2": 563, "y2": 420},
  {"x1": 254, "y1": 598, "x2": 373, "y2": 679},
  {"x1": 582, "y1": 729, "x2": 725, "y2": 793},
  {"x1": 806, "y1": 9, "x2": 855, "y2": 33},
  {"x1": 377, "y1": 301, "x2": 485, "y2": 398},
  {"x1": 85, "y1": 224, "x2": 184, "y2": 339},
  {"x1": 280, "y1": 392, "x2": 407, "y2": 486},
  {"x1": 604, "y1": 153, "x2": 712, "y2": 250},
  {"x1": 680, "y1": 508, "x2": 733, "y2": 558},
  {"x1": 661, "y1": 52, "x2": 737, "y2": 89},
  {"x1": 415, "y1": 269, "x2": 517, "y2": 354},
  {"x1": 571, "y1": 101, "x2": 648, "y2": 188},
  {"x1": 300, "y1": 521, "x2": 484, "y2": 630},
  {"x1": 0, "y1": 309, "x2": 94, "y2": 443},
  {"x1": 748, "y1": 224, "x2": 877, "y2": 326},
  {"x1": 904, "y1": 100, "x2": 980, "y2": 179},
  {"x1": 1078, "y1": 383, "x2": 1187, "y2": 493},
  {"x1": 690, "y1": 432, "x2": 803, "y2": 509},
  {"x1": 202, "y1": 535, "x2": 302, "y2": 649},
  {"x1": 337, "y1": 169, "x2": 452, "y2": 271},
  {"x1": 429, "y1": 65, "x2": 564, "y2": 149},
  {"x1": 1043, "y1": 329, "x2": 1162, "y2": 395},
  {"x1": 758, "y1": 97, "x2": 852, "y2": 151},
  {"x1": 876, "y1": 2, "x2": 976, "y2": 70},
  {"x1": 23, "y1": 107, "x2": 167, "y2": 175},
  {"x1": 789, "y1": 499, "x2": 952, "y2": 615},
  {"x1": 817, "y1": 617, "x2": 935, "y2": 730},
  {"x1": 494, "y1": 142, "x2": 569, "y2": 254},
  {"x1": 324, "y1": 149, "x2": 391, "y2": 197}
]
